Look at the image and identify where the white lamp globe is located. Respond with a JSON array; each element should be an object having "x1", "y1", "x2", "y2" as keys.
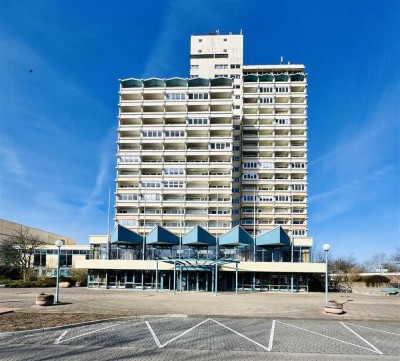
[
  {"x1": 55, "y1": 239, "x2": 64, "y2": 248},
  {"x1": 322, "y1": 243, "x2": 331, "y2": 252}
]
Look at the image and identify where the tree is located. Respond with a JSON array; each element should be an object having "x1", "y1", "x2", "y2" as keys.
[
  {"x1": 0, "y1": 226, "x2": 46, "y2": 281},
  {"x1": 362, "y1": 253, "x2": 389, "y2": 273}
]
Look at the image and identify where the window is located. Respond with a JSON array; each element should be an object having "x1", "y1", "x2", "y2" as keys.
[
  {"x1": 119, "y1": 219, "x2": 137, "y2": 227},
  {"x1": 233, "y1": 146, "x2": 240, "y2": 151},
  {"x1": 232, "y1": 210, "x2": 239, "y2": 215},
  {"x1": 232, "y1": 199, "x2": 240, "y2": 204},
  {"x1": 165, "y1": 93, "x2": 186, "y2": 100},
  {"x1": 230, "y1": 64, "x2": 240, "y2": 69},
  {"x1": 188, "y1": 93, "x2": 208, "y2": 100},
  {"x1": 235, "y1": 95, "x2": 240, "y2": 99},
  {"x1": 234, "y1": 135, "x2": 240, "y2": 140},
  {"x1": 233, "y1": 188, "x2": 240, "y2": 193},
  {"x1": 293, "y1": 229, "x2": 306, "y2": 236},
  {"x1": 215, "y1": 64, "x2": 228, "y2": 69},
  {"x1": 163, "y1": 168, "x2": 184, "y2": 175},
  {"x1": 275, "y1": 195, "x2": 291, "y2": 202},
  {"x1": 260, "y1": 87, "x2": 274, "y2": 93},
  {"x1": 243, "y1": 162, "x2": 258, "y2": 169},
  {"x1": 292, "y1": 184, "x2": 305, "y2": 191},
  {"x1": 190, "y1": 75, "x2": 199, "y2": 78},
  {"x1": 234, "y1": 105, "x2": 240, "y2": 109},
  {"x1": 234, "y1": 85, "x2": 240, "y2": 89},
  {"x1": 291, "y1": 162, "x2": 306, "y2": 169},
  {"x1": 142, "y1": 194, "x2": 161, "y2": 201},
  {"x1": 215, "y1": 74, "x2": 229, "y2": 78},
  {"x1": 119, "y1": 194, "x2": 138, "y2": 201},
  {"x1": 260, "y1": 97, "x2": 273, "y2": 104},
  {"x1": 165, "y1": 130, "x2": 185, "y2": 137},
  {"x1": 276, "y1": 86, "x2": 289, "y2": 93},
  {"x1": 233, "y1": 156, "x2": 240, "y2": 161},
  {"x1": 119, "y1": 155, "x2": 140, "y2": 163},
  {"x1": 198, "y1": 39, "x2": 202, "y2": 42},
  {"x1": 164, "y1": 181, "x2": 183, "y2": 188},
  {"x1": 259, "y1": 195, "x2": 274, "y2": 202},
  {"x1": 141, "y1": 181, "x2": 161, "y2": 188},
  {"x1": 188, "y1": 118, "x2": 208, "y2": 125},
  {"x1": 142, "y1": 130, "x2": 162, "y2": 137},
  {"x1": 243, "y1": 173, "x2": 258, "y2": 179},
  {"x1": 233, "y1": 167, "x2": 240, "y2": 172},
  {"x1": 190, "y1": 65, "x2": 199, "y2": 70},
  {"x1": 275, "y1": 118, "x2": 289, "y2": 125},
  {"x1": 243, "y1": 195, "x2": 255, "y2": 202},
  {"x1": 210, "y1": 143, "x2": 230, "y2": 150}
]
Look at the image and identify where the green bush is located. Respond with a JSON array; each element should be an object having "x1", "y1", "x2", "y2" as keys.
[
  {"x1": 6, "y1": 280, "x2": 33, "y2": 288},
  {"x1": 32, "y1": 277, "x2": 56, "y2": 287},
  {"x1": 363, "y1": 275, "x2": 390, "y2": 287}
]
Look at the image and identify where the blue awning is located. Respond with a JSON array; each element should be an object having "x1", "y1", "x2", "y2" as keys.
[
  {"x1": 182, "y1": 226, "x2": 216, "y2": 247},
  {"x1": 218, "y1": 226, "x2": 253, "y2": 247},
  {"x1": 256, "y1": 226, "x2": 291, "y2": 246},
  {"x1": 110, "y1": 225, "x2": 143, "y2": 245},
  {"x1": 146, "y1": 225, "x2": 180, "y2": 246}
]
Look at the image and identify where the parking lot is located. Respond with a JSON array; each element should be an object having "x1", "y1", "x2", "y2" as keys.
[{"x1": 1, "y1": 316, "x2": 399, "y2": 360}]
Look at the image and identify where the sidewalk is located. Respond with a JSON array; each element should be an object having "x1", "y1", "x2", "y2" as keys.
[{"x1": 0, "y1": 287, "x2": 399, "y2": 321}]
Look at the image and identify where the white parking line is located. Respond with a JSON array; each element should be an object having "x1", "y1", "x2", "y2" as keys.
[
  {"x1": 146, "y1": 318, "x2": 275, "y2": 351},
  {"x1": 54, "y1": 331, "x2": 68, "y2": 345},
  {"x1": 147, "y1": 318, "x2": 210, "y2": 348},
  {"x1": 55, "y1": 323, "x2": 119, "y2": 344},
  {"x1": 276, "y1": 320, "x2": 382, "y2": 354},
  {"x1": 340, "y1": 323, "x2": 383, "y2": 355},
  {"x1": 268, "y1": 320, "x2": 276, "y2": 351},
  {"x1": 343, "y1": 322, "x2": 400, "y2": 336},
  {"x1": 210, "y1": 319, "x2": 273, "y2": 351}
]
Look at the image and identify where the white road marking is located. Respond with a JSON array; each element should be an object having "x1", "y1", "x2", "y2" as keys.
[
  {"x1": 277, "y1": 320, "x2": 382, "y2": 354},
  {"x1": 340, "y1": 322, "x2": 383, "y2": 355},
  {"x1": 210, "y1": 318, "x2": 273, "y2": 351},
  {"x1": 268, "y1": 320, "x2": 276, "y2": 351},
  {"x1": 54, "y1": 330, "x2": 68, "y2": 345},
  {"x1": 147, "y1": 318, "x2": 211, "y2": 348},
  {"x1": 57, "y1": 323, "x2": 119, "y2": 344},
  {"x1": 145, "y1": 321, "x2": 162, "y2": 347},
  {"x1": 343, "y1": 322, "x2": 400, "y2": 336},
  {"x1": 147, "y1": 318, "x2": 275, "y2": 351}
]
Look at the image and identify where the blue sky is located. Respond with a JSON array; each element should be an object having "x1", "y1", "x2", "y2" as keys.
[{"x1": 0, "y1": 0, "x2": 399, "y2": 261}]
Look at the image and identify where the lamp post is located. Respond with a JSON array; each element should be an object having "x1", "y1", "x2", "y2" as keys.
[
  {"x1": 55, "y1": 239, "x2": 64, "y2": 304},
  {"x1": 322, "y1": 243, "x2": 330, "y2": 302}
]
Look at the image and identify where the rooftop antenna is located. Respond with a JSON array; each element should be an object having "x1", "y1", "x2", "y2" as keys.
[
  {"x1": 240, "y1": 29, "x2": 243, "y2": 35},
  {"x1": 216, "y1": 29, "x2": 219, "y2": 35},
  {"x1": 280, "y1": 56, "x2": 283, "y2": 64}
]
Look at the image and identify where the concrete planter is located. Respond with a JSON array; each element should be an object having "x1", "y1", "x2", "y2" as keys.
[
  {"x1": 36, "y1": 293, "x2": 54, "y2": 306},
  {"x1": 325, "y1": 300, "x2": 344, "y2": 314}
]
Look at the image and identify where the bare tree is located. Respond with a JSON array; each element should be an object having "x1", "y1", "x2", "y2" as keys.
[
  {"x1": 362, "y1": 253, "x2": 388, "y2": 273},
  {"x1": 0, "y1": 226, "x2": 46, "y2": 281},
  {"x1": 391, "y1": 247, "x2": 400, "y2": 264}
]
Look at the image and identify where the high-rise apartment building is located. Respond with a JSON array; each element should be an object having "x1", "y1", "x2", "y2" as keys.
[
  {"x1": 116, "y1": 32, "x2": 307, "y2": 239},
  {"x1": 75, "y1": 32, "x2": 320, "y2": 292}
]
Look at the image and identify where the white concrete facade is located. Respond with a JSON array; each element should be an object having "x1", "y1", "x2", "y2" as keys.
[{"x1": 116, "y1": 32, "x2": 308, "y2": 239}]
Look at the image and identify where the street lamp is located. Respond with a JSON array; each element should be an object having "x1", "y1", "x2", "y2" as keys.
[
  {"x1": 55, "y1": 239, "x2": 64, "y2": 304},
  {"x1": 322, "y1": 243, "x2": 331, "y2": 302}
]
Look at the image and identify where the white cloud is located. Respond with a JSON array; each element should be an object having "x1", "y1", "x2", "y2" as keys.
[{"x1": 80, "y1": 128, "x2": 115, "y2": 214}]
